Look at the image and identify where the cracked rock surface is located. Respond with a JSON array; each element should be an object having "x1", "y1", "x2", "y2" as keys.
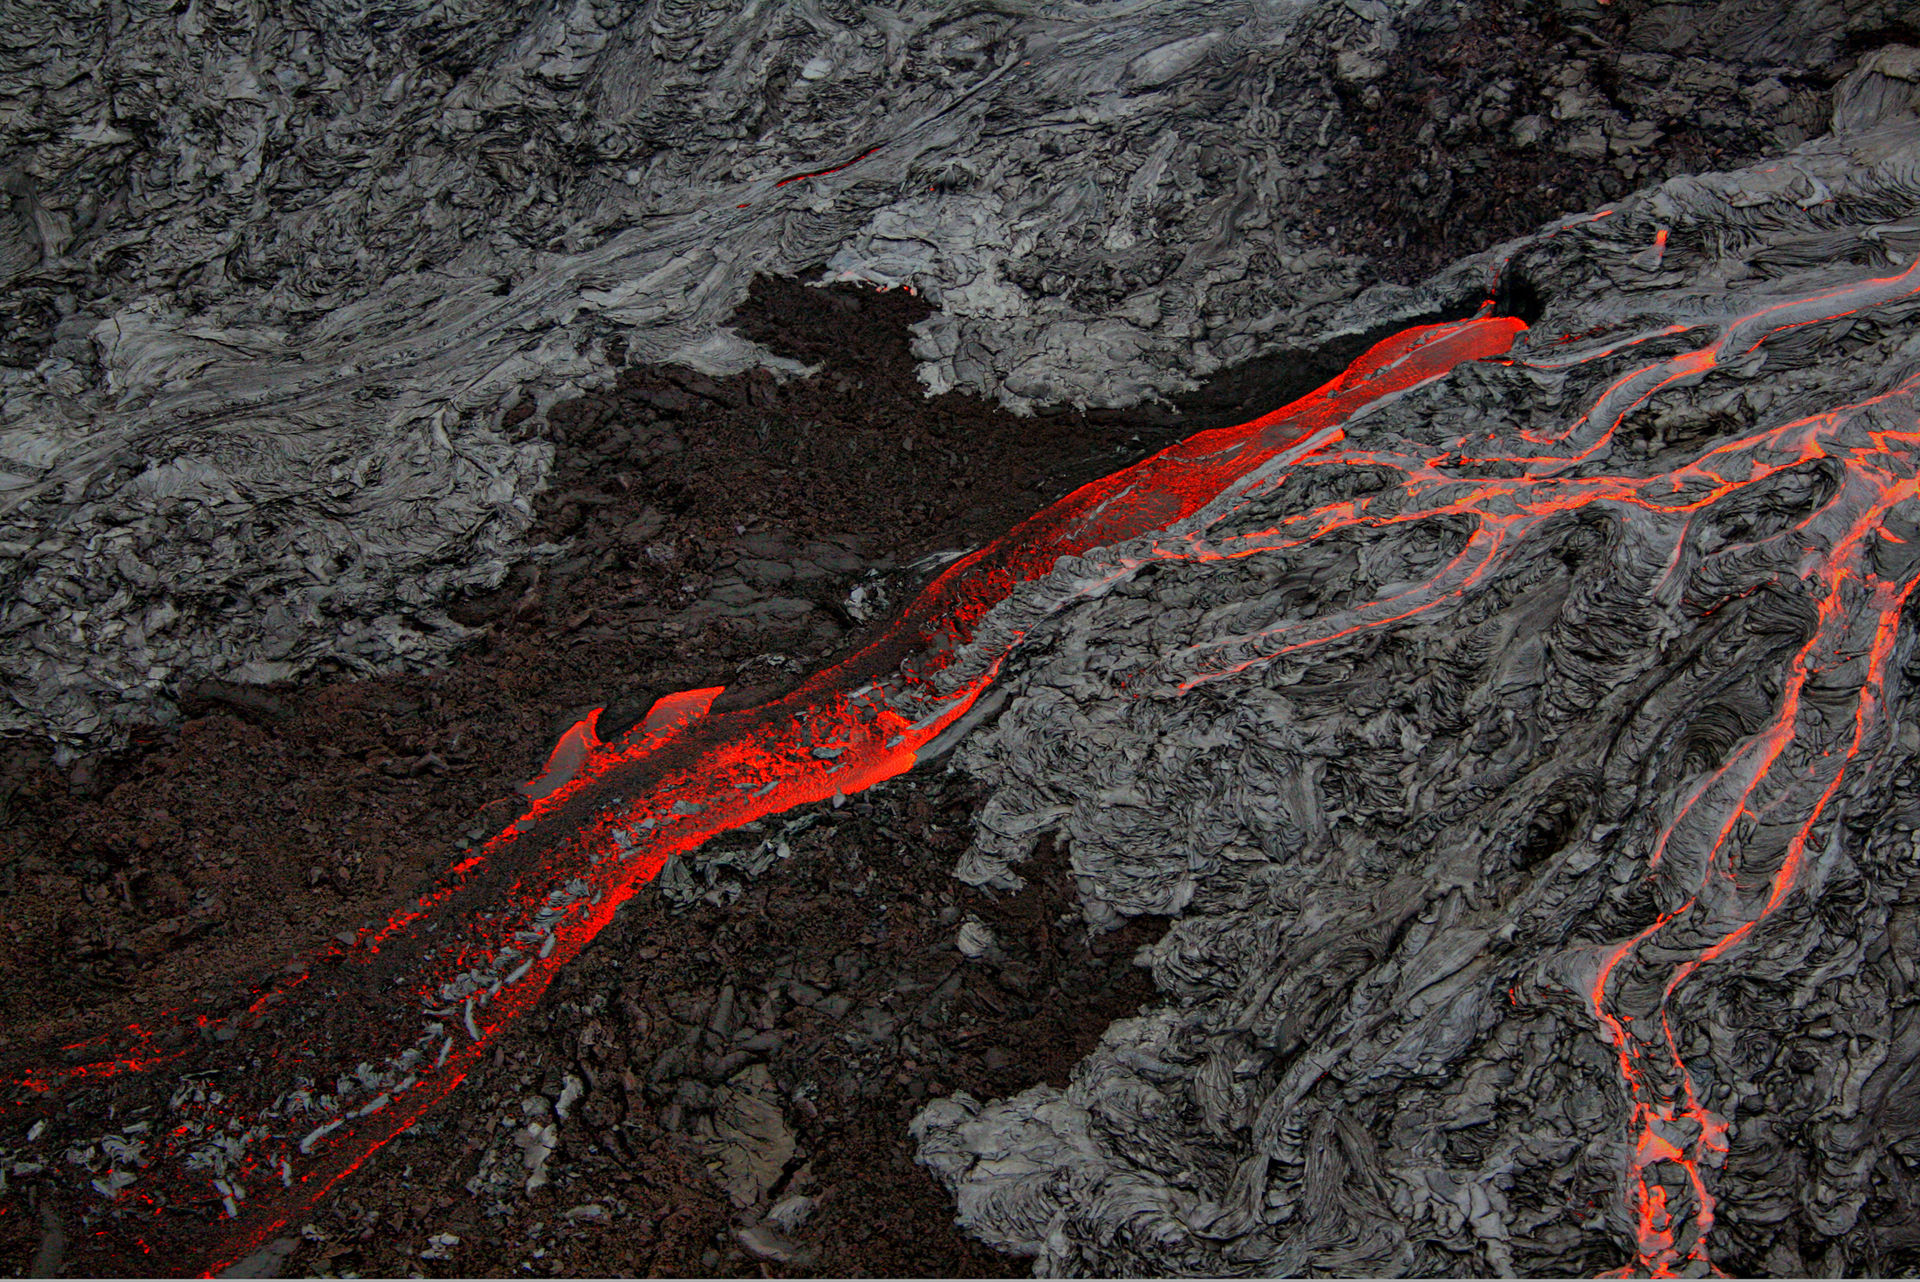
[
  {"x1": 910, "y1": 49, "x2": 1920, "y2": 1277},
  {"x1": 0, "y1": 0, "x2": 1870, "y2": 758}
]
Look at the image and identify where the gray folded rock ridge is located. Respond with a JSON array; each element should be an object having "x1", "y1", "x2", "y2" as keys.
[
  {"x1": 910, "y1": 50, "x2": 1920, "y2": 1278},
  {"x1": 0, "y1": 0, "x2": 1858, "y2": 757}
]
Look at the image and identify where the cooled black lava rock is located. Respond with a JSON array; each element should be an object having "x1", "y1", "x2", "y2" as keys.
[{"x1": 910, "y1": 48, "x2": 1920, "y2": 1278}]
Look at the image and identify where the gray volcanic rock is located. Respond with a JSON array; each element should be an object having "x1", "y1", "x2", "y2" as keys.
[
  {"x1": 910, "y1": 50, "x2": 1920, "y2": 1277},
  {"x1": 0, "y1": 0, "x2": 1866, "y2": 756}
]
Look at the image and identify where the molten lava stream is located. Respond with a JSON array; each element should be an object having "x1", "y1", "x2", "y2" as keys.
[{"x1": 0, "y1": 316, "x2": 1527, "y2": 1274}]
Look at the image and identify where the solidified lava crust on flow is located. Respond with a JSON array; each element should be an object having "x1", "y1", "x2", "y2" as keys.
[
  {"x1": 906, "y1": 95, "x2": 1920, "y2": 1267},
  {"x1": 0, "y1": 317, "x2": 1525, "y2": 1274},
  {"x1": 1162, "y1": 260, "x2": 1920, "y2": 1276}
]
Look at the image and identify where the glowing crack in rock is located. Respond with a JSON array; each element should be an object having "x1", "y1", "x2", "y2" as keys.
[{"x1": 0, "y1": 314, "x2": 1523, "y2": 1274}]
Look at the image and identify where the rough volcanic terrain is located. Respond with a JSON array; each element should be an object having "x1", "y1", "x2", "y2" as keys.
[
  {"x1": 1, "y1": 0, "x2": 1919, "y2": 1277},
  {"x1": 0, "y1": 273, "x2": 1372, "y2": 1277}
]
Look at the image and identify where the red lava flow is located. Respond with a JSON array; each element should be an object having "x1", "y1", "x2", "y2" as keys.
[
  {"x1": 736, "y1": 144, "x2": 885, "y2": 206},
  {"x1": 23, "y1": 248, "x2": 1917, "y2": 1277},
  {"x1": 3, "y1": 314, "x2": 1522, "y2": 1275}
]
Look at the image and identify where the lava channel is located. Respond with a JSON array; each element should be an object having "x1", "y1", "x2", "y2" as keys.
[{"x1": 0, "y1": 315, "x2": 1525, "y2": 1275}]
